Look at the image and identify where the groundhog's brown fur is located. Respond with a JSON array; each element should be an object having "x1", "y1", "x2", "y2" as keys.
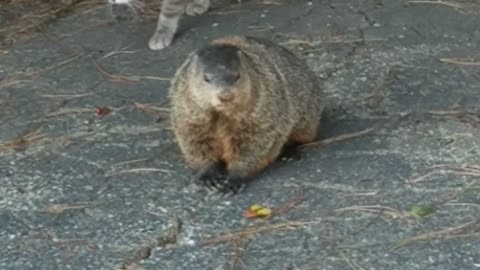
[{"x1": 169, "y1": 35, "x2": 325, "y2": 193}]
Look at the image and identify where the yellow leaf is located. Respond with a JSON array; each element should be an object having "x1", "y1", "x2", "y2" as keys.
[{"x1": 244, "y1": 204, "x2": 272, "y2": 219}]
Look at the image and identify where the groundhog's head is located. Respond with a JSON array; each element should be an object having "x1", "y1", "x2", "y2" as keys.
[{"x1": 188, "y1": 44, "x2": 251, "y2": 111}]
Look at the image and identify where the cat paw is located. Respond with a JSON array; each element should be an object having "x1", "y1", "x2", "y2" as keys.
[
  {"x1": 185, "y1": 1, "x2": 209, "y2": 16},
  {"x1": 148, "y1": 27, "x2": 175, "y2": 50}
]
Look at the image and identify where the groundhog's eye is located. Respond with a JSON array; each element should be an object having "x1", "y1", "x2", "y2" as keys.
[{"x1": 203, "y1": 74, "x2": 211, "y2": 83}]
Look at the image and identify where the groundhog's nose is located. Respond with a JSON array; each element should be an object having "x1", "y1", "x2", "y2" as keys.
[{"x1": 217, "y1": 91, "x2": 234, "y2": 102}]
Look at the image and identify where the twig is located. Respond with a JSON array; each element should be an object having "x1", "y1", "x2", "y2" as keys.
[
  {"x1": 228, "y1": 239, "x2": 249, "y2": 270},
  {"x1": 40, "y1": 93, "x2": 94, "y2": 99},
  {"x1": 334, "y1": 205, "x2": 407, "y2": 220},
  {"x1": 390, "y1": 218, "x2": 480, "y2": 251},
  {"x1": 361, "y1": 68, "x2": 397, "y2": 107},
  {"x1": 106, "y1": 167, "x2": 175, "y2": 177},
  {"x1": 36, "y1": 203, "x2": 89, "y2": 215},
  {"x1": 109, "y1": 158, "x2": 149, "y2": 167},
  {"x1": 406, "y1": 0, "x2": 465, "y2": 9},
  {"x1": 269, "y1": 189, "x2": 305, "y2": 218},
  {"x1": 248, "y1": 23, "x2": 274, "y2": 32},
  {"x1": 338, "y1": 249, "x2": 366, "y2": 270},
  {"x1": 133, "y1": 102, "x2": 170, "y2": 113},
  {"x1": 280, "y1": 39, "x2": 315, "y2": 47},
  {"x1": 407, "y1": 164, "x2": 480, "y2": 184},
  {"x1": 93, "y1": 59, "x2": 170, "y2": 84},
  {"x1": 46, "y1": 107, "x2": 94, "y2": 117},
  {"x1": 0, "y1": 54, "x2": 81, "y2": 89},
  {"x1": 98, "y1": 43, "x2": 138, "y2": 61},
  {"x1": 300, "y1": 125, "x2": 379, "y2": 149},
  {"x1": 0, "y1": 130, "x2": 46, "y2": 152},
  {"x1": 337, "y1": 190, "x2": 379, "y2": 197},
  {"x1": 440, "y1": 57, "x2": 480, "y2": 66},
  {"x1": 201, "y1": 219, "x2": 322, "y2": 246}
]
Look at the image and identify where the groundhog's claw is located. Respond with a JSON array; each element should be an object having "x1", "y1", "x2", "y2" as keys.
[
  {"x1": 195, "y1": 167, "x2": 246, "y2": 194},
  {"x1": 210, "y1": 172, "x2": 247, "y2": 194},
  {"x1": 194, "y1": 163, "x2": 229, "y2": 190}
]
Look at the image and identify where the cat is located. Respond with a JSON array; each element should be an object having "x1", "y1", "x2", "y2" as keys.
[
  {"x1": 148, "y1": 0, "x2": 211, "y2": 50},
  {"x1": 61, "y1": 0, "x2": 212, "y2": 50}
]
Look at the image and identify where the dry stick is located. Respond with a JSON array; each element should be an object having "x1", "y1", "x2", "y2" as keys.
[
  {"x1": 133, "y1": 102, "x2": 170, "y2": 113},
  {"x1": 338, "y1": 249, "x2": 366, "y2": 270},
  {"x1": 210, "y1": 190, "x2": 305, "y2": 269},
  {"x1": 0, "y1": 131, "x2": 46, "y2": 152},
  {"x1": 46, "y1": 107, "x2": 94, "y2": 117},
  {"x1": 407, "y1": 165, "x2": 480, "y2": 184},
  {"x1": 109, "y1": 158, "x2": 149, "y2": 167},
  {"x1": 390, "y1": 218, "x2": 480, "y2": 251},
  {"x1": 269, "y1": 189, "x2": 305, "y2": 218},
  {"x1": 334, "y1": 205, "x2": 407, "y2": 220},
  {"x1": 202, "y1": 189, "x2": 312, "y2": 245},
  {"x1": 106, "y1": 167, "x2": 175, "y2": 177},
  {"x1": 0, "y1": 54, "x2": 81, "y2": 89},
  {"x1": 406, "y1": 0, "x2": 465, "y2": 9},
  {"x1": 201, "y1": 219, "x2": 322, "y2": 246},
  {"x1": 98, "y1": 42, "x2": 138, "y2": 61},
  {"x1": 429, "y1": 164, "x2": 480, "y2": 172},
  {"x1": 36, "y1": 204, "x2": 89, "y2": 215},
  {"x1": 440, "y1": 58, "x2": 480, "y2": 66},
  {"x1": 1, "y1": 1, "x2": 103, "y2": 43},
  {"x1": 280, "y1": 39, "x2": 315, "y2": 47},
  {"x1": 248, "y1": 23, "x2": 274, "y2": 32},
  {"x1": 92, "y1": 59, "x2": 170, "y2": 83},
  {"x1": 361, "y1": 68, "x2": 397, "y2": 107},
  {"x1": 40, "y1": 93, "x2": 94, "y2": 99},
  {"x1": 281, "y1": 38, "x2": 386, "y2": 48},
  {"x1": 229, "y1": 239, "x2": 249, "y2": 270},
  {"x1": 300, "y1": 125, "x2": 379, "y2": 149}
]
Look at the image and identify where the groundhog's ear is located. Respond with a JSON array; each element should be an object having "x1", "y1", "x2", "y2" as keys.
[{"x1": 190, "y1": 53, "x2": 201, "y2": 67}]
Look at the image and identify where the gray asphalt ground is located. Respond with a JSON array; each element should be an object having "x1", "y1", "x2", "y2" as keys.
[{"x1": 1, "y1": 0, "x2": 480, "y2": 269}]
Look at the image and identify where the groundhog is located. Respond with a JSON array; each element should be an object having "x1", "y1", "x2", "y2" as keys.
[{"x1": 169, "y1": 35, "x2": 325, "y2": 193}]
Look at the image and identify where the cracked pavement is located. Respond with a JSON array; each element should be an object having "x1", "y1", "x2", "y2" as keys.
[{"x1": 1, "y1": 0, "x2": 480, "y2": 269}]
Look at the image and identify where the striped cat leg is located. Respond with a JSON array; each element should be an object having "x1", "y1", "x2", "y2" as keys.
[{"x1": 148, "y1": 0, "x2": 187, "y2": 50}]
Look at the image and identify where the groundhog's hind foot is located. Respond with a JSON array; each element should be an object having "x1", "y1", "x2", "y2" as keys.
[{"x1": 278, "y1": 144, "x2": 302, "y2": 161}]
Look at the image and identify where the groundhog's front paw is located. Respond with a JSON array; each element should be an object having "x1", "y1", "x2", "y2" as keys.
[
  {"x1": 195, "y1": 163, "x2": 226, "y2": 182},
  {"x1": 203, "y1": 172, "x2": 246, "y2": 195},
  {"x1": 148, "y1": 27, "x2": 175, "y2": 50},
  {"x1": 185, "y1": 1, "x2": 209, "y2": 16}
]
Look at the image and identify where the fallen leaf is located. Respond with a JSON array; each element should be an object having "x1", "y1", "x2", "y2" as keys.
[
  {"x1": 244, "y1": 204, "x2": 272, "y2": 219},
  {"x1": 407, "y1": 205, "x2": 436, "y2": 218},
  {"x1": 95, "y1": 106, "x2": 112, "y2": 118}
]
